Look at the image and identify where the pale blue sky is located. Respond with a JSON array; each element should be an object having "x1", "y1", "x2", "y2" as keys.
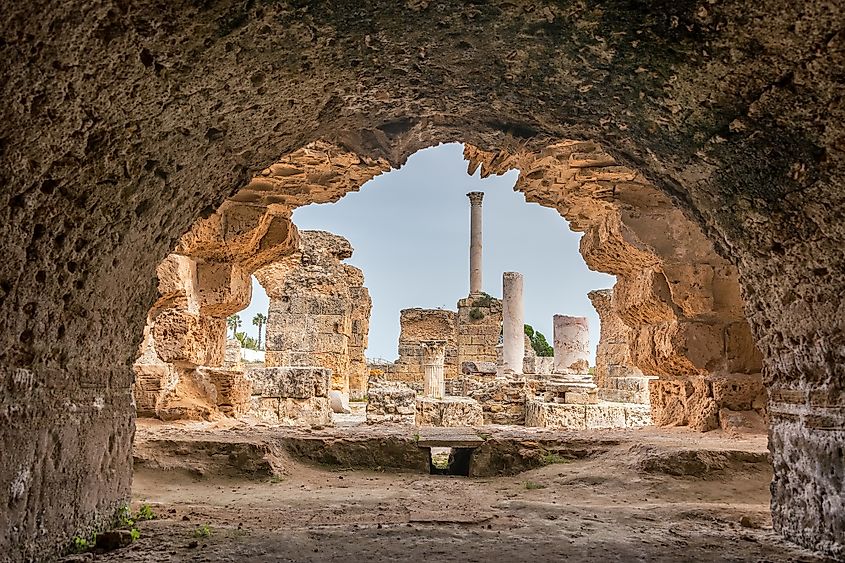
[{"x1": 236, "y1": 143, "x2": 615, "y2": 363}]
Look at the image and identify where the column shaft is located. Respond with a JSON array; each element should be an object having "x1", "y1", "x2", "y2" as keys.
[
  {"x1": 467, "y1": 192, "x2": 484, "y2": 294},
  {"x1": 502, "y1": 272, "x2": 524, "y2": 375}
]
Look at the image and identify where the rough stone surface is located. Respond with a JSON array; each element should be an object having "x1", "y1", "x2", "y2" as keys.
[
  {"x1": 255, "y1": 231, "x2": 370, "y2": 397},
  {"x1": 526, "y1": 399, "x2": 653, "y2": 430},
  {"x1": 469, "y1": 380, "x2": 529, "y2": 425},
  {"x1": 415, "y1": 396, "x2": 484, "y2": 427},
  {"x1": 588, "y1": 289, "x2": 645, "y2": 390},
  {"x1": 2, "y1": 1, "x2": 844, "y2": 557},
  {"x1": 198, "y1": 366, "x2": 252, "y2": 416},
  {"x1": 389, "y1": 309, "x2": 459, "y2": 384},
  {"x1": 366, "y1": 378, "x2": 416, "y2": 425},
  {"x1": 553, "y1": 315, "x2": 591, "y2": 374},
  {"x1": 246, "y1": 367, "x2": 330, "y2": 400}
]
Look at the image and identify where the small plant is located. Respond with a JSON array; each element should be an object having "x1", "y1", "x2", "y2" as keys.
[
  {"x1": 469, "y1": 307, "x2": 484, "y2": 320},
  {"x1": 130, "y1": 528, "x2": 141, "y2": 542},
  {"x1": 412, "y1": 433, "x2": 420, "y2": 442},
  {"x1": 116, "y1": 504, "x2": 135, "y2": 528},
  {"x1": 136, "y1": 504, "x2": 157, "y2": 521},
  {"x1": 72, "y1": 536, "x2": 94, "y2": 553},
  {"x1": 540, "y1": 452, "x2": 570, "y2": 466},
  {"x1": 478, "y1": 432, "x2": 492, "y2": 441},
  {"x1": 524, "y1": 481, "x2": 547, "y2": 490},
  {"x1": 472, "y1": 292, "x2": 495, "y2": 308},
  {"x1": 195, "y1": 524, "x2": 212, "y2": 538},
  {"x1": 268, "y1": 475, "x2": 285, "y2": 484}
]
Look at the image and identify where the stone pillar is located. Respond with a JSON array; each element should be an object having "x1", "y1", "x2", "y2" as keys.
[
  {"x1": 502, "y1": 272, "x2": 524, "y2": 376},
  {"x1": 467, "y1": 191, "x2": 484, "y2": 295},
  {"x1": 421, "y1": 340, "x2": 447, "y2": 399},
  {"x1": 553, "y1": 315, "x2": 590, "y2": 374}
]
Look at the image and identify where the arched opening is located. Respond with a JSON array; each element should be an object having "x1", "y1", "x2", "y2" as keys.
[
  {"x1": 2, "y1": 3, "x2": 842, "y2": 559},
  {"x1": 122, "y1": 140, "x2": 784, "y2": 561}
]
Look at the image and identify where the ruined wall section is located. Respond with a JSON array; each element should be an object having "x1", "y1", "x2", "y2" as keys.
[
  {"x1": 465, "y1": 143, "x2": 764, "y2": 432},
  {"x1": 389, "y1": 308, "x2": 459, "y2": 387},
  {"x1": 255, "y1": 230, "x2": 370, "y2": 397},
  {"x1": 456, "y1": 294, "x2": 502, "y2": 372},
  {"x1": 348, "y1": 284, "x2": 372, "y2": 400}
]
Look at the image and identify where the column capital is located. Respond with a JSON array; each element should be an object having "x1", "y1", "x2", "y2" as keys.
[{"x1": 467, "y1": 191, "x2": 484, "y2": 205}]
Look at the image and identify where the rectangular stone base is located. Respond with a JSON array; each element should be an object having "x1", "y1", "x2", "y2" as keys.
[
  {"x1": 415, "y1": 396, "x2": 484, "y2": 427},
  {"x1": 525, "y1": 399, "x2": 652, "y2": 429},
  {"x1": 366, "y1": 379, "x2": 416, "y2": 425},
  {"x1": 248, "y1": 396, "x2": 332, "y2": 426}
]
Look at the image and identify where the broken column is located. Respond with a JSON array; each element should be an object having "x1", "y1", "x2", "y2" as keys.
[
  {"x1": 467, "y1": 191, "x2": 484, "y2": 295},
  {"x1": 422, "y1": 340, "x2": 447, "y2": 399},
  {"x1": 553, "y1": 315, "x2": 590, "y2": 374},
  {"x1": 501, "y1": 272, "x2": 525, "y2": 376}
]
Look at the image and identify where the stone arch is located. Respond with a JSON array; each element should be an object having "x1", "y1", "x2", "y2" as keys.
[{"x1": 1, "y1": 1, "x2": 842, "y2": 559}]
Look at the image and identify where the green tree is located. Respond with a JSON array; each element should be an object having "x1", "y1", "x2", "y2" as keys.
[
  {"x1": 235, "y1": 332, "x2": 258, "y2": 350},
  {"x1": 227, "y1": 314, "x2": 242, "y2": 339},
  {"x1": 252, "y1": 313, "x2": 267, "y2": 350},
  {"x1": 524, "y1": 324, "x2": 554, "y2": 357}
]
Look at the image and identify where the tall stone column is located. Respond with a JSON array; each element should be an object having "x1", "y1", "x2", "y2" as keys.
[
  {"x1": 553, "y1": 315, "x2": 590, "y2": 374},
  {"x1": 467, "y1": 191, "x2": 484, "y2": 295},
  {"x1": 502, "y1": 272, "x2": 525, "y2": 376},
  {"x1": 421, "y1": 340, "x2": 447, "y2": 399}
]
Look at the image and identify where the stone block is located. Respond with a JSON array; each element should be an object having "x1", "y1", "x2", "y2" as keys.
[
  {"x1": 648, "y1": 378, "x2": 692, "y2": 426},
  {"x1": 461, "y1": 361, "x2": 497, "y2": 375},
  {"x1": 709, "y1": 373, "x2": 765, "y2": 411},
  {"x1": 719, "y1": 408, "x2": 767, "y2": 435},
  {"x1": 525, "y1": 400, "x2": 587, "y2": 429},
  {"x1": 415, "y1": 396, "x2": 483, "y2": 427},
  {"x1": 196, "y1": 261, "x2": 252, "y2": 317},
  {"x1": 246, "y1": 366, "x2": 330, "y2": 399},
  {"x1": 132, "y1": 362, "x2": 179, "y2": 417},
  {"x1": 586, "y1": 404, "x2": 627, "y2": 428},
  {"x1": 366, "y1": 379, "x2": 417, "y2": 424},
  {"x1": 151, "y1": 310, "x2": 225, "y2": 367},
  {"x1": 565, "y1": 391, "x2": 598, "y2": 404},
  {"x1": 197, "y1": 367, "x2": 252, "y2": 415}
]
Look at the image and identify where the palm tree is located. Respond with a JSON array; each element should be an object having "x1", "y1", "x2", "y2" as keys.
[
  {"x1": 252, "y1": 313, "x2": 267, "y2": 350},
  {"x1": 227, "y1": 314, "x2": 242, "y2": 339}
]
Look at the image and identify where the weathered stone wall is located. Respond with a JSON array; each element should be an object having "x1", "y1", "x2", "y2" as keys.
[
  {"x1": 255, "y1": 231, "x2": 371, "y2": 397},
  {"x1": 366, "y1": 377, "x2": 416, "y2": 425},
  {"x1": 456, "y1": 295, "x2": 502, "y2": 370},
  {"x1": 246, "y1": 366, "x2": 331, "y2": 426},
  {"x1": 390, "y1": 308, "x2": 459, "y2": 384},
  {"x1": 133, "y1": 244, "x2": 280, "y2": 420},
  {"x1": 588, "y1": 289, "x2": 643, "y2": 389},
  {"x1": 2, "y1": 0, "x2": 843, "y2": 557},
  {"x1": 348, "y1": 285, "x2": 372, "y2": 401}
]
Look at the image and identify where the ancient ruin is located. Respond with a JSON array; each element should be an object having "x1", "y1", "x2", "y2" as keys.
[
  {"x1": 254, "y1": 230, "x2": 371, "y2": 400},
  {"x1": 2, "y1": 1, "x2": 843, "y2": 560}
]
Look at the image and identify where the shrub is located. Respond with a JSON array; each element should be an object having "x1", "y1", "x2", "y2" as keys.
[
  {"x1": 524, "y1": 481, "x2": 547, "y2": 490},
  {"x1": 472, "y1": 292, "x2": 495, "y2": 308},
  {"x1": 469, "y1": 307, "x2": 484, "y2": 320}
]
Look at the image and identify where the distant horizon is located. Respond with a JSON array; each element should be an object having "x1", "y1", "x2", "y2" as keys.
[{"x1": 235, "y1": 143, "x2": 616, "y2": 364}]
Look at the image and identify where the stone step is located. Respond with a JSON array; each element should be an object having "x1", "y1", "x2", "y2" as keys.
[
  {"x1": 416, "y1": 427, "x2": 485, "y2": 448},
  {"x1": 598, "y1": 388, "x2": 650, "y2": 404}
]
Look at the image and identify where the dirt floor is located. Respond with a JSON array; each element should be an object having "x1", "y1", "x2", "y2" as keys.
[{"x1": 64, "y1": 423, "x2": 831, "y2": 562}]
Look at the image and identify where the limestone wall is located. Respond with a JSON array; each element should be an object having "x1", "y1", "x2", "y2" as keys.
[
  {"x1": 464, "y1": 143, "x2": 765, "y2": 433},
  {"x1": 389, "y1": 308, "x2": 459, "y2": 385},
  {"x1": 255, "y1": 231, "x2": 371, "y2": 398},
  {"x1": 456, "y1": 294, "x2": 502, "y2": 369},
  {"x1": 348, "y1": 286, "x2": 372, "y2": 400},
  {"x1": 5, "y1": 2, "x2": 844, "y2": 557}
]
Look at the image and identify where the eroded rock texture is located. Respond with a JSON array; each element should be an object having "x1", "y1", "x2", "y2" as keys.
[
  {"x1": 255, "y1": 230, "x2": 370, "y2": 397},
  {"x1": 1, "y1": 0, "x2": 843, "y2": 558}
]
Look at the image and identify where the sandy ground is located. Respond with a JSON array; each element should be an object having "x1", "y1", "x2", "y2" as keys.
[{"x1": 65, "y1": 425, "x2": 832, "y2": 563}]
